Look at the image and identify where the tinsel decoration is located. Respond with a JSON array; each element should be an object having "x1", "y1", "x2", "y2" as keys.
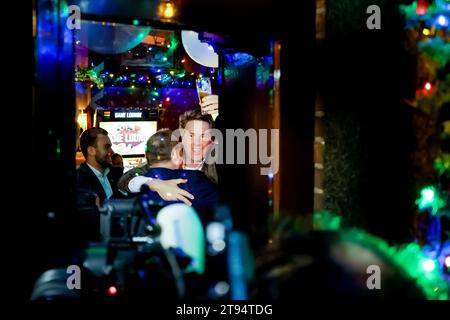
[
  {"x1": 75, "y1": 66, "x2": 104, "y2": 90},
  {"x1": 339, "y1": 228, "x2": 449, "y2": 300}
]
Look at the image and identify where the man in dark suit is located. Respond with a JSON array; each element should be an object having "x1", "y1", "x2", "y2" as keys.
[
  {"x1": 76, "y1": 127, "x2": 117, "y2": 241},
  {"x1": 141, "y1": 129, "x2": 218, "y2": 224},
  {"x1": 117, "y1": 109, "x2": 218, "y2": 205},
  {"x1": 145, "y1": 129, "x2": 218, "y2": 209}
]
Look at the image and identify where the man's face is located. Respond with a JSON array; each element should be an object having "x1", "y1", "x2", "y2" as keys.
[
  {"x1": 93, "y1": 134, "x2": 113, "y2": 168},
  {"x1": 182, "y1": 120, "x2": 212, "y2": 165}
]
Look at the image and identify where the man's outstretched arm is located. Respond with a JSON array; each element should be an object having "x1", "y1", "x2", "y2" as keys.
[{"x1": 119, "y1": 165, "x2": 194, "y2": 206}]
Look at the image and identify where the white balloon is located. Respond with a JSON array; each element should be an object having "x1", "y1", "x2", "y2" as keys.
[{"x1": 181, "y1": 30, "x2": 218, "y2": 68}]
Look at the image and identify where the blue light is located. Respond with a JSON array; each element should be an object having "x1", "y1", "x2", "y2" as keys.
[
  {"x1": 218, "y1": 70, "x2": 223, "y2": 86},
  {"x1": 436, "y1": 15, "x2": 449, "y2": 27},
  {"x1": 157, "y1": 69, "x2": 161, "y2": 73},
  {"x1": 268, "y1": 172, "x2": 274, "y2": 179},
  {"x1": 227, "y1": 232, "x2": 249, "y2": 299},
  {"x1": 36, "y1": 0, "x2": 73, "y2": 76},
  {"x1": 138, "y1": 270, "x2": 147, "y2": 280},
  {"x1": 123, "y1": 76, "x2": 128, "y2": 80},
  {"x1": 227, "y1": 52, "x2": 256, "y2": 67}
]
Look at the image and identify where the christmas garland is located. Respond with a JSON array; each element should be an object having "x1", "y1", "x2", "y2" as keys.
[{"x1": 75, "y1": 66, "x2": 104, "y2": 89}]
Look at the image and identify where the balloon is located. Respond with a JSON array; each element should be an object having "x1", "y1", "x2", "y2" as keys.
[
  {"x1": 181, "y1": 30, "x2": 218, "y2": 68},
  {"x1": 76, "y1": 21, "x2": 151, "y2": 55}
]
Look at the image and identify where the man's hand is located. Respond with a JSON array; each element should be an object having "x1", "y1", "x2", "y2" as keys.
[
  {"x1": 147, "y1": 178, "x2": 194, "y2": 206},
  {"x1": 200, "y1": 94, "x2": 218, "y2": 118}
]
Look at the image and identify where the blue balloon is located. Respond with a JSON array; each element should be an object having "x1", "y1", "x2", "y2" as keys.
[{"x1": 76, "y1": 21, "x2": 151, "y2": 55}]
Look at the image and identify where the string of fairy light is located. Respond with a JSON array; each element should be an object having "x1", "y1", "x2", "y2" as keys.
[
  {"x1": 75, "y1": 67, "x2": 217, "y2": 113},
  {"x1": 298, "y1": 2, "x2": 450, "y2": 297},
  {"x1": 395, "y1": 0, "x2": 450, "y2": 296},
  {"x1": 400, "y1": 0, "x2": 450, "y2": 96},
  {"x1": 75, "y1": 59, "x2": 217, "y2": 91},
  {"x1": 75, "y1": 62, "x2": 217, "y2": 111},
  {"x1": 100, "y1": 68, "x2": 216, "y2": 88},
  {"x1": 74, "y1": 13, "x2": 218, "y2": 93}
]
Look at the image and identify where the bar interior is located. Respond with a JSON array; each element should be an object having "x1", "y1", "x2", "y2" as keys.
[{"x1": 29, "y1": 0, "x2": 450, "y2": 302}]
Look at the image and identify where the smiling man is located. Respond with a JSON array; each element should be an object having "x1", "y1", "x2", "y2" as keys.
[
  {"x1": 179, "y1": 109, "x2": 217, "y2": 180},
  {"x1": 118, "y1": 109, "x2": 218, "y2": 205},
  {"x1": 76, "y1": 127, "x2": 119, "y2": 241}
]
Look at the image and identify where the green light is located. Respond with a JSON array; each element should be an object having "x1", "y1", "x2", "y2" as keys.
[
  {"x1": 416, "y1": 186, "x2": 445, "y2": 215},
  {"x1": 132, "y1": 19, "x2": 139, "y2": 25},
  {"x1": 340, "y1": 229, "x2": 449, "y2": 300},
  {"x1": 313, "y1": 211, "x2": 341, "y2": 231},
  {"x1": 56, "y1": 140, "x2": 61, "y2": 158},
  {"x1": 166, "y1": 36, "x2": 178, "y2": 51},
  {"x1": 434, "y1": 153, "x2": 450, "y2": 176},
  {"x1": 163, "y1": 57, "x2": 168, "y2": 61},
  {"x1": 423, "y1": 189, "x2": 434, "y2": 202},
  {"x1": 422, "y1": 259, "x2": 436, "y2": 272},
  {"x1": 75, "y1": 66, "x2": 104, "y2": 90}
]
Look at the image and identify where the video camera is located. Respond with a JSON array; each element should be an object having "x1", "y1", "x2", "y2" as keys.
[{"x1": 31, "y1": 194, "x2": 254, "y2": 302}]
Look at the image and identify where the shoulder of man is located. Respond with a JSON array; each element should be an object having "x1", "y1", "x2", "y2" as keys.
[
  {"x1": 117, "y1": 163, "x2": 151, "y2": 193},
  {"x1": 77, "y1": 162, "x2": 96, "y2": 185},
  {"x1": 201, "y1": 163, "x2": 218, "y2": 185},
  {"x1": 76, "y1": 162, "x2": 89, "y2": 173}
]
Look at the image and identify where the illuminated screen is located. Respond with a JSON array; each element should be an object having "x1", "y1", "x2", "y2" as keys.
[
  {"x1": 99, "y1": 121, "x2": 157, "y2": 156},
  {"x1": 123, "y1": 157, "x2": 147, "y2": 173}
]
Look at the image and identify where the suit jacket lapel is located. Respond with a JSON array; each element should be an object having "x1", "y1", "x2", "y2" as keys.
[{"x1": 81, "y1": 163, "x2": 107, "y2": 201}]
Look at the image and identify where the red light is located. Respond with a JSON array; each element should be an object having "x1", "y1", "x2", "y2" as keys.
[
  {"x1": 181, "y1": 58, "x2": 186, "y2": 63},
  {"x1": 165, "y1": 97, "x2": 171, "y2": 102},
  {"x1": 108, "y1": 286, "x2": 118, "y2": 295},
  {"x1": 417, "y1": 5, "x2": 426, "y2": 15},
  {"x1": 416, "y1": 0, "x2": 428, "y2": 15},
  {"x1": 424, "y1": 82, "x2": 432, "y2": 91},
  {"x1": 445, "y1": 256, "x2": 450, "y2": 268}
]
